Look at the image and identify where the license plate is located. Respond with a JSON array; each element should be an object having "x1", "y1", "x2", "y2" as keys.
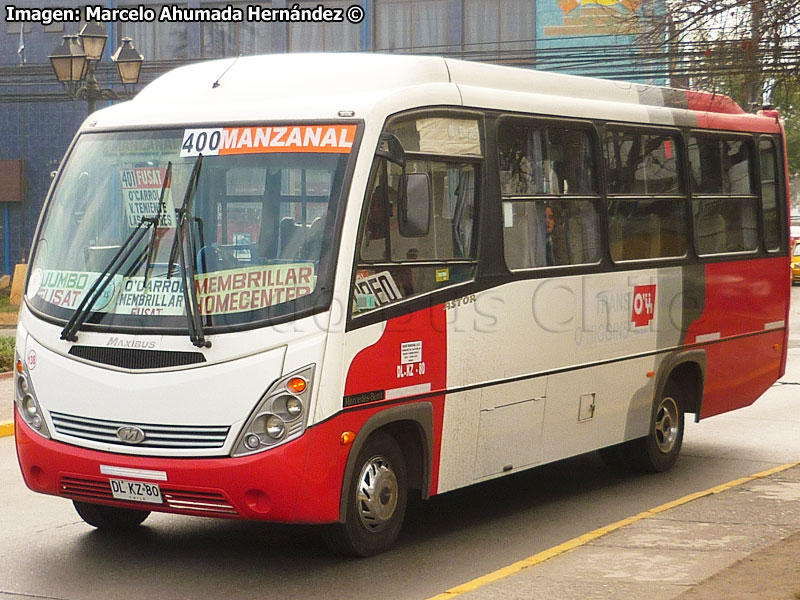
[{"x1": 109, "y1": 478, "x2": 163, "y2": 504}]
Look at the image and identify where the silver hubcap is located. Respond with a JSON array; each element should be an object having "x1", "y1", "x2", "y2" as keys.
[
  {"x1": 356, "y1": 455, "x2": 398, "y2": 533},
  {"x1": 654, "y1": 396, "x2": 679, "y2": 453}
]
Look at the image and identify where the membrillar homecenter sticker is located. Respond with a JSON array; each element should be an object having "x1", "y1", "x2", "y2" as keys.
[{"x1": 194, "y1": 263, "x2": 315, "y2": 316}]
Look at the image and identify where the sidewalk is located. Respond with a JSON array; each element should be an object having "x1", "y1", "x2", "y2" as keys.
[
  {"x1": 434, "y1": 346, "x2": 800, "y2": 599},
  {"x1": 437, "y1": 462, "x2": 800, "y2": 600}
]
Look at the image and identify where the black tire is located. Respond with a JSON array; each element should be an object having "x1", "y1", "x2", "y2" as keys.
[
  {"x1": 73, "y1": 500, "x2": 150, "y2": 530},
  {"x1": 625, "y1": 380, "x2": 685, "y2": 473},
  {"x1": 323, "y1": 431, "x2": 408, "y2": 557}
]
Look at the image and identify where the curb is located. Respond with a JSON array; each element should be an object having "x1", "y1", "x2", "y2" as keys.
[
  {"x1": 1, "y1": 370, "x2": 13, "y2": 437},
  {"x1": 426, "y1": 461, "x2": 800, "y2": 600}
]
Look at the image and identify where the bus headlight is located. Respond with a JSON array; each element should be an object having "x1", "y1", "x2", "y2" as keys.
[
  {"x1": 264, "y1": 415, "x2": 286, "y2": 439},
  {"x1": 232, "y1": 365, "x2": 315, "y2": 457},
  {"x1": 285, "y1": 396, "x2": 303, "y2": 418},
  {"x1": 22, "y1": 394, "x2": 38, "y2": 419},
  {"x1": 14, "y1": 353, "x2": 51, "y2": 439}
]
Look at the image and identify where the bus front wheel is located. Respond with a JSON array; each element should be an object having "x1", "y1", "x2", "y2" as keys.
[
  {"x1": 323, "y1": 431, "x2": 408, "y2": 557},
  {"x1": 73, "y1": 500, "x2": 150, "y2": 530}
]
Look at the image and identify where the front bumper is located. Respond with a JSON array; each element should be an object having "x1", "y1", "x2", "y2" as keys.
[{"x1": 15, "y1": 405, "x2": 352, "y2": 524}]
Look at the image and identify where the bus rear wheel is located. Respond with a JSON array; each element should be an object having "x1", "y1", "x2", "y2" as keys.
[
  {"x1": 323, "y1": 431, "x2": 408, "y2": 557},
  {"x1": 599, "y1": 380, "x2": 685, "y2": 473},
  {"x1": 73, "y1": 500, "x2": 150, "y2": 530},
  {"x1": 628, "y1": 380, "x2": 685, "y2": 472}
]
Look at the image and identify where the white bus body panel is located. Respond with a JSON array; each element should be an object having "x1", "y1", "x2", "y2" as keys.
[
  {"x1": 18, "y1": 304, "x2": 333, "y2": 457},
  {"x1": 438, "y1": 268, "x2": 684, "y2": 493}
]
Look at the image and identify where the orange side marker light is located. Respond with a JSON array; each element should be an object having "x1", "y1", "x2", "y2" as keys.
[
  {"x1": 287, "y1": 377, "x2": 306, "y2": 394},
  {"x1": 16, "y1": 360, "x2": 23, "y2": 374},
  {"x1": 341, "y1": 431, "x2": 356, "y2": 445},
  {"x1": 646, "y1": 371, "x2": 655, "y2": 378}
]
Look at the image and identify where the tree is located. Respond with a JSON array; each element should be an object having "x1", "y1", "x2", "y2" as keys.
[{"x1": 625, "y1": 0, "x2": 799, "y2": 109}]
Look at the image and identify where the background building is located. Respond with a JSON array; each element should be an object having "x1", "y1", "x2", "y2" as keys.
[{"x1": 0, "y1": 0, "x2": 663, "y2": 276}]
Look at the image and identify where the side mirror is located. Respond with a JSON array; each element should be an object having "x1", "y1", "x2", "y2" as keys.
[{"x1": 399, "y1": 172, "x2": 431, "y2": 237}]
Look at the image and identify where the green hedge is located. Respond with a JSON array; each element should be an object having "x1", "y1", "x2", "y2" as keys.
[{"x1": 0, "y1": 336, "x2": 14, "y2": 372}]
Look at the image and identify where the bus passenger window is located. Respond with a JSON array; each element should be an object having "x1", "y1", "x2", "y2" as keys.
[
  {"x1": 499, "y1": 124, "x2": 597, "y2": 197},
  {"x1": 759, "y1": 138, "x2": 781, "y2": 252},
  {"x1": 689, "y1": 135, "x2": 758, "y2": 255},
  {"x1": 604, "y1": 131, "x2": 681, "y2": 195},
  {"x1": 608, "y1": 198, "x2": 687, "y2": 261},
  {"x1": 603, "y1": 127, "x2": 687, "y2": 262},
  {"x1": 502, "y1": 199, "x2": 600, "y2": 269},
  {"x1": 498, "y1": 119, "x2": 601, "y2": 271}
]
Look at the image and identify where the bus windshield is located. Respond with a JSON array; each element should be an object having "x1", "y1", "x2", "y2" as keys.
[{"x1": 26, "y1": 126, "x2": 356, "y2": 333}]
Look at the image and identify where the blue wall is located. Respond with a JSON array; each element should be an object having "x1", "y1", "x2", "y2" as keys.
[
  {"x1": 0, "y1": 101, "x2": 86, "y2": 266},
  {"x1": 1, "y1": 0, "x2": 665, "y2": 275}
]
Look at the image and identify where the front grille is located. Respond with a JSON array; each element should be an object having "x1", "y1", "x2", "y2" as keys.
[
  {"x1": 69, "y1": 346, "x2": 206, "y2": 370},
  {"x1": 51, "y1": 411, "x2": 229, "y2": 449},
  {"x1": 60, "y1": 475, "x2": 238, "y2": 515}
]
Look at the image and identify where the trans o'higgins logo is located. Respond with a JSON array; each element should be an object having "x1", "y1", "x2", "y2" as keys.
[
  {"x1": 116, "y1": 426, "x2": 146, "y2": 444},
  {"x1": 631, "y1": 284, "x2": 656, "y2": 328},
  {"x1": 107, "y1": 337, "x2": 157, "y2": 349}
]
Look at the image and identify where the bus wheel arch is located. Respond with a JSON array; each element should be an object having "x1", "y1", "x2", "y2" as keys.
[
  {"x1": 633, "y1": 353, "x2": 705, "y2": 472},
  {"x1": 662, "y1": 357, "x2": 705, "y2": 419},
  {"x1": 324, "y1": 403, "x2": 433, "y2": 556},
  {"x1": 600, "y1": 353, "x2": 704, "y2": 472}
]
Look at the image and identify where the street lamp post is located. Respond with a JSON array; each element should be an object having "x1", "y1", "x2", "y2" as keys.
[{"x1": 49, "y1": 23, "x2": 143, "y2": 115}]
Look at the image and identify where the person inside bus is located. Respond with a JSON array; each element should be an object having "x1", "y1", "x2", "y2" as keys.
[
  {"x1": 544, "y1": 204, "x2": 556, "y2": 266},
  {"x1": 360, "y1": 182, "x2": 414, "y2": 297},
  {"x1": 361, "y1": 183, "x2": 391, "y2": 262}
]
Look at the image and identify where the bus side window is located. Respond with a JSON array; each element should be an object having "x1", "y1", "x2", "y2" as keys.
[
  {"x1": 604, "y1": 128, "x2": 687, "y2": 261},
  {"x1": 352, "y1": 115, "x2": 483, "y2": 316},
  {"x1": 498, "y1": 119, "x2": 601, "y2": 271},
  {"x1": 689, "y1": 135, "x2": 758, "y2": 256},
  {"x1": 759, "y1": 138, "x2": 781, "y2": 252}
]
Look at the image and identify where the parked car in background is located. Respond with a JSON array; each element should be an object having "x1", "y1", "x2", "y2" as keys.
[
  {"x1": 793, "y1": 240, "x2": 800, "y2": 285},
  {"x1": 790, "y1": 215, "x2": 800, "y2": 247}
]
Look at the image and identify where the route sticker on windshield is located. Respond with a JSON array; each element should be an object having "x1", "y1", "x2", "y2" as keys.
[
  {"x1": 353, "y1": 271, "x2": 403, "y2": 309},
  {"x1": 180, "y1": 125, "x2": 356, "y2": 157},
  {"x1": 33, "y1": 270, "x2": 103, "y2": 311},
  {"x1": 120, "y1": 166, "x2": 176, "y2": 229},
  {"x1": 34, "y1": 264, "x2": 316, "y2": 317},
  {"x1": 194, "y1": 263, "x2": 315, "y2": 316}
]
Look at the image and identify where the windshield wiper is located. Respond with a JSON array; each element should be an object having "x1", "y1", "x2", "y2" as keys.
[
  {"x1": 167, "y1": 155, "x2": 211, "y2": 348},
  {"x1": 60, "y1": 217, "x2": 155, "y2": 342},
  {"x1": 168, "y1": 155, "x2": 202, "y2": 278},
  {"x1": 143, "y1": 161, "x2": 172, "y2": 286}
]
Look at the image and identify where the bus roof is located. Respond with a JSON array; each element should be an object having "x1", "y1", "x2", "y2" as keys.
[{"x1": 87, "y1": 53, "x2": 776, "y2": 132}]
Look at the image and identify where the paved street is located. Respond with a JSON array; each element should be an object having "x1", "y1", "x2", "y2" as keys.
[{"x1": 1, "y1": 286, "x2": 799, "y2": 599}]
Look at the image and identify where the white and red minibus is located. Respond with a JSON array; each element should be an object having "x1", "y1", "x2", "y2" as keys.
[{"x1": 15, "y1": 54, "x2": 790, "y2": 556}]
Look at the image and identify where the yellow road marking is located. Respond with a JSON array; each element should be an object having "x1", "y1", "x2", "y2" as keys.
[
  {"x1": 426, "y1": 461, "x2": 800, "y2": 599},
  {"x1": 0, "y1": 421, "x2": 13, "y2": 438}
]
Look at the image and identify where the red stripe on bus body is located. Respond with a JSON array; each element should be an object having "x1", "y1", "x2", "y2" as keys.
[{"x1": 344, "y1": 304, "x2": 448, "y2": 494}]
